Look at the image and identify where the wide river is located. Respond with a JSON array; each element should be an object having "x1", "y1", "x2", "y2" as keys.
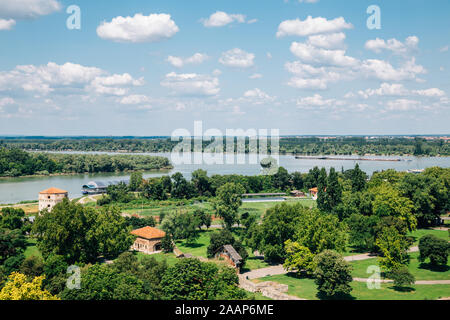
[{"x1": 1, "y1": 152, "x2": 449, "y2": 204}]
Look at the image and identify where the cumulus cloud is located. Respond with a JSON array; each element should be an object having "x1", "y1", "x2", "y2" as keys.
[
  {"x1": 167, "y1": 53, "x2": 209, "y2": 68},
  {"x1": 285, "y1": 61, "x2": 343, "y2": 90},
  {"x1": 243, "y1": 88, "x2": 275, "y2": 104},
  {"x1": 307, "y1": 32, "x2": 346, "y2": 49},
  {"x1": 296, "y1": 94, "x2": 343, "y2": 109},
  {"x1": 161, "y1": 72, "x2": 220, "y2": 96},
  {"x1": 0, "y1": 0, "x2": 61, "y2": 19},
  {"x1": 365, "y1": 36, "x2": 419, "y2": 55},
  {"x1": 290, "y1": 42, "x2": 358, "y2": 67},
  {"x1": 219, "y1": 48, "x2": 255, "y2": 68},
  {"x1": 97, "y1": 13, "x2": 179, "y2": 43},
  {"x1": 201, "y1": 11, "x2": 246, "y2": 27},
  {"x1": 276, "y1": 16, "x2": 353, "y2": 38},
  {"x1": 0, "y1": 62, "x2": 143, "y2": 97},
  {"x1": 386, "y1": 99, "x2": 421, "y2": 111},
  {"x1": 360, "y1": 58, "x2": 426, "y2": 82},
  {"x1": 119, "y1": 95, "x2": 150, "y2": 105},
  {"x1": 249, "y1": 73, "x2": 263, "y2": 79},
  {"x1": 0, "y1": 18, "x2": 15, "y2": 30}
]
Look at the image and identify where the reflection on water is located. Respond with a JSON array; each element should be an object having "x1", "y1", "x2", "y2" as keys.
[{"x1": 0, "y1": 152, "x2": 449, "y2": 204}]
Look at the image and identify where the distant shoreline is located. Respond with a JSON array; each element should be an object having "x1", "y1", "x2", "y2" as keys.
[{"x1": 0, "y1": 167, "x2": 173, "y2": 180}]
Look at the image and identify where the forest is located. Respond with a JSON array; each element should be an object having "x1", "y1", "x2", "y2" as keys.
[
  {"x1": 0, "y1": 136, "x2": 449, "y2": 156},
  {"x1": 0, "y1": 148, "x2": 171, "y2": 177}
]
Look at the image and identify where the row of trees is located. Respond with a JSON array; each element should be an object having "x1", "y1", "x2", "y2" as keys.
[
  {"x1": 0, "y1": 148, "x2": 171, "y2": 177},
  {"x1": 2, "y1": 136, "x2": 449, "y2": 156}
]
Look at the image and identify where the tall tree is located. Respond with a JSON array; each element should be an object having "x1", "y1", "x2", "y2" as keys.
[{"x1": 212, "y1": 182, "x2": 245, "y2": 229}]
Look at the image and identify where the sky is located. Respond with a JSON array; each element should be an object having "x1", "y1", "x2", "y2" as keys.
[{"x1": 0, "y1": 0, "x2": 449, "y2": 136}]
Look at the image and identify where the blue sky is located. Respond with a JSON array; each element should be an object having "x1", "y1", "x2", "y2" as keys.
[{"x1": 0, "y1": 0, "x2": 449, "y2": 135}]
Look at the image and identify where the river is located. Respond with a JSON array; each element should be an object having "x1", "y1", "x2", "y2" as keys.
[{"x1": 1, "y1": 152, "x2": 449, "y2": 204}]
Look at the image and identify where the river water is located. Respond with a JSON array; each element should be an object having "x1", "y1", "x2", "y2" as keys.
[{"x1": 1, "y1": 152, "x2": 449, "y2": 204}]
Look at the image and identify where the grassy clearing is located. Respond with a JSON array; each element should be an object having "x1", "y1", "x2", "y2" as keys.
[
  {"x1": 134, "y1": 251, "x2": 179, "y2": 266},
  {"x1": 408, "y1": 228, "x2": 449, "y2": 245},
  {"x1": 175, "y1": 230, "x2": 214, "y2": 258},
  {"x1": 24, "y1": 238, "x2": 42, "y2": 259},
  {"x1": 259, "y1": 274, "x2": 450, "y2": 300},
  {"x1": 350, "y1": 252, "x2": 450, "y2": 281}
]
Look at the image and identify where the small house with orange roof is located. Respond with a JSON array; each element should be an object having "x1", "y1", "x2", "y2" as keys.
[
  {"x1": 130, "y1": 226, "x2": 166, "y2": 254},
  {"x1": 38, "y1": 187, "x2": 68, "y2": 212},
  {"x1": 309, "y1": 187, "x2": 319, "y2": 200}
]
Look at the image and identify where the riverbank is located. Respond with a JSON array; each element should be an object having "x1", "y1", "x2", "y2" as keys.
[{"x1": 0, "y1": 166, "x2": 173, "y2": 180}]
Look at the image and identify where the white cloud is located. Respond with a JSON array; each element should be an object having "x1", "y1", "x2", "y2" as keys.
[
  {"x1": 290, "y1": 42, "x2": 358, "y2": 67},
  {"x1": 0, "y1": 0, "x2": 61, "y2": 19},
  {"x1": 119, "y1": 95, "x2": 150, "y2": 105},
  {"x1": 296, "y1": 94, "x2": 342, "y2": 108},
  {"x1": 167, "y1": 53, "x2": 209, "y2": 68},
  {"x1": 298, "y1": 0, "x2": 319, "y2": 3},
  {"x1": 0, "y1": 62, "x2": 144, "y2": 98},
  {"x1": 386, "y1": 99, "x2": 421, "y2": 111},
  {"x1": 440, "y1": 46, "x2": 449, "y2": 53},
  {"x1": 285, "y1": 61, "x2": 343, "y2": 90},
  {"x1": 249, "y1": 73, "x2": 263, "y2": 79},
  {"x1": 414, "y1": 88, "x2": 445, "y2": 97},
  {"x1": 365, "y1": 36, "x2": 419, "y2": 55},
  {"x1": 360, "y1": 58, "x2": 426, "y2": 81},
  {"x1": 202, "y1": 11, "x2": 246, "y2": 27},
  {"x1": 219, "y1": 48, "x2": 255, "y2": 68},
  {"x1": 307, "y1": 32, "x2": 346, "y2": 49},
  {"x1": 243, "y1": 88, "x2": 274, "y2": 103},
  {"x1": 97, "y1": 13, "x2": 179, "y2": 43},
  {"x1": 161, "y1": 72, "x2": 220, "y2": 96},
  {"x1": 0, "y1": 18, "x2": 15, "y2": 30},
  {"x1": 276, "y1": 16, "x2": 353, "y2": 38}
]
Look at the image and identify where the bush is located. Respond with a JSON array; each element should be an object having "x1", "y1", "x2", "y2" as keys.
[
  {"x1": 389, "y1": 266, "x2": 415, "y2": 289},
  {"x1": 418, "y1": 234, "x2": 449, "y2": 267}
]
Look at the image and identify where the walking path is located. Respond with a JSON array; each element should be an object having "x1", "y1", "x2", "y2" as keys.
[{"x1": 242, "y1": 246, "x2": 420, "y2": 280}]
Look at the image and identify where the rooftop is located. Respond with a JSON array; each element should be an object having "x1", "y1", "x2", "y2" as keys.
[
  {"x1": 39, "y1": 187, "x2": 68, "y2": 194},
  {"x1": 131, "y1": 226, "x2": 166, "y2": 240},
  {"x1": 223, "y1": 245, "x2": 243, "y2": 263}
]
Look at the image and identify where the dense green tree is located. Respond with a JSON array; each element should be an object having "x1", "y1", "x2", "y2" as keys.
[
  {"x1": 160, "y1": 259, "x2": 247, "y2": 300},
  {"x1": 389, "y1": 266, "x2": 415, "y2": 290},
  {"x1": 345, "y1": 214, "x2": 379, "y2": 251},
  {"x1": 32, "y1": 199, "x2": 133, "y2": 264},
  {"x1": 19, "y1": 256, "x2": 44, "y2": 278},
  {"x1": 291, "y1": 172, "x2": 304, "y2": 190},
  {"x1": 171, "y1": 172, "x2": 195, "y2": 199},
  {"x1": 212, "y1": 182, "x2": 245, "y2": 229},
  {"x1": 272, "y1": 166, "x2": 291, "y2": 190},
  {"x1": 283, "y1": 240, "x2": 315, "y2": 275},
  {"x1": 371, "y1": 184, "x2": 417, "y2": 231},
  {"x1": 418, "y1": 234, "x2": 449, "y2": 267},
  {"x1": 0, "y1": 207, "x2": 25, "y2": 231},
  {"x1": 313, "y1": 250, "x2": 353, "y2": 298},
  {"x1": 349, "y1": 164, "x2": 367, "y2": 192},
  {"x1": 0, "y1": 228, "x2": 26, "y2": 266},
  {"x1": 376, "y1": 226, "x2": 410, "y2": 271},
  {"x1": 129, "y1": 172, "x2": 144, "y2": 191},
  {"x1": 160, "y1": 211, "x2": 199, "y2": 242},
  {"x1": 161, "y1": 234, "x2": 174, "y2": 253},
  {"x1": 191, "y1": 169, "x2": 212, "y2": 196},
  {"x1": 142, "y1": 178, "x2": 167, "y2": 200}
]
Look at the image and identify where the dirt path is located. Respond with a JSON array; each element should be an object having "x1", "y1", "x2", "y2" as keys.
[{"x1": 242, "y1": 246, "x2": 421, "y2": 280}]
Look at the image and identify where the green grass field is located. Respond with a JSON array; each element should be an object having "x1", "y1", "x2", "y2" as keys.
[
  {"x1": 350, "y1": 251, "x2": 450, "y2": 281},
  {"x1": 258, "y1": 274, "x2": 450, "y2": 300},
  {"x1": 134, "y1": 251, "x2": 179, "y2": 266},
  {"x1": 408, "y1": 228, "x2": 449, "y2": 245},
  {"x1": 24, "y1": 238, "x2": 42, "y2": 259}
]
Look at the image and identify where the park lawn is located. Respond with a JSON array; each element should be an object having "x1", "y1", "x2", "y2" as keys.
[
  {"x1": 24, "y1": 238, "x2": 42, "y2": 259},
  {"x1": 243, "y1": 250, "x2": 272, "y2": 271},
  {"x1": 408, "y1": 228, "x2": 449, "y2": 245},
  {"x1": 135, "y1": 251, "x2": 179, "y2": 266},
  {"x1": 175, "y1": 230, "x2": 214, "y2": 258},
  {"x1": 252, "y1": 292, "x2": 273, "y2": 300},
  {"x1": 259, "y1": 274, "x2": 450, "y2": 300},
  {"x1": 350, "y1": 252, "x2": 450, "y2": 281},
  {"x1": 239, "y1": 198, "x2": 316, "y2": 220},
  {"x1": 257, "y1": 274, "x2": 319, "y2": 300}
]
